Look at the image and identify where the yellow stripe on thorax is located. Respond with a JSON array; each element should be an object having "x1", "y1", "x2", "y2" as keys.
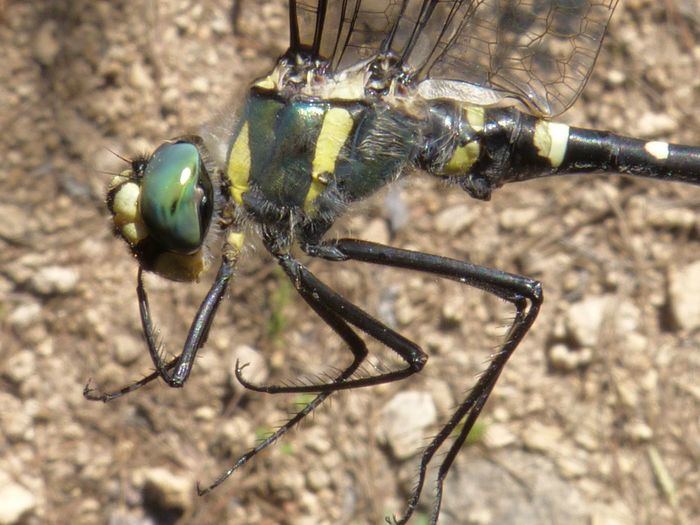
[
  {"x1": 466, "y1": 106, "x2": 484, "y2": 132},
  {"x1": 304, "y1": 107, "x2": 353, "y2": 212},
  {"x1": 227, "y1": 121, "x2": 251, "y2": 205}
]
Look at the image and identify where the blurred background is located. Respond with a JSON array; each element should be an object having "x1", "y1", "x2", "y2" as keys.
[{"x1": 0, "y1": 1, "x2": 699, "y2": 523}]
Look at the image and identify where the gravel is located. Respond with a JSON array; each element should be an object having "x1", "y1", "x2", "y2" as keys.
[{"x1": 1, "y1": 1, "x2": 698, "y2": 524}]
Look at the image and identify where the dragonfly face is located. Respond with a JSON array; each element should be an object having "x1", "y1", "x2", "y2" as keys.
[{"x1": 107, "y1": 138, "x2": 215, "y2": 281}]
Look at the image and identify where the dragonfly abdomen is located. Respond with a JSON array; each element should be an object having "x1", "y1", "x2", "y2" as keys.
[{"x1": 424, "y1": 103, "x2": 700, "y2": 200}]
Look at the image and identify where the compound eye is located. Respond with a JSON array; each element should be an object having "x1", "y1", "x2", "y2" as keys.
[{"x1": 140, "y1": 142, "x2": 213, "y2": 254}]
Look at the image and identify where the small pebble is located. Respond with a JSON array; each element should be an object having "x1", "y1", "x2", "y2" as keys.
[
  {"x1": 548, "y1": 344, "x2": 593, "y2": 372},
  {"x1": 214, "y1": 416, "x2": 254, "y2": 456},
  {"x1": 378, "y1": 391, "x2": 437, "y2": 459},
  {"x1": 33, "y1": 21, "x2": 60, "y2": 66},
  {"x1": 499, "y1": 207, "x2": 538, "y2": 230},
  {"x1": 193, "y1": 405, "x2": 218, "y2": 421},
  {"x1": 590, "y1": 502, "x2": 635, "y2": 525},
  {"x1": 484, "y1": 423, "x2": 517, "y2": 448},
  {"x1": 434, "y1": 204, "x2": 476, "y2": 234},
  {"x1": 635, "y1": 112, "x2": 677, "y2": 137},
  {"x1": 306, "y1": 468, "x2": 331, "y2": 492},
  {"x1": 522, "y1": 422, "x2": 564, "y2": 453},
  {"x1": 4, "y1": 351, "x2": 37, "y2": 385},
  {"x1": 112, "y1": 334, "x2": 142, "y2": 366},
  {"x1": 29, "y1": 266, "x2": 79, "y2": 295},
  {"x1": 7, "y1": 302, "x2": 41, "y2": 328},
  {"x1": 624, "y1": 420, "x2": 653, "y2": 443},
  {"x1": 0, "y1": 205, "x2": 31, "y2": 242},
  {"x1": 0, "y1": 471, "x2": 36, "y2": 525},
  {"x1": 668, "y1": 261, "x2": 700, "y2": 331},
  {"x1": 566, "y1": 296, "x2": 639, "y2": 348},
  {"x1": 140, "y1": 467, "x2": 193, "y2": 511}
]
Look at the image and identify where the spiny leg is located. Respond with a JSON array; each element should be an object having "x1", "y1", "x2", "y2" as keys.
[
  {"x1": 198, "y1": 251, "x2": 369, "y2": 494},
  {"x1": 139, "y1": 253, "x2": 236, "y2": 387},
  {"x1": 308, "y1": 240, "x2": 542, "y2": 525},
  {"x1": 389, "y1": 305, "x2": 534, "y2": 524},
  {"x1": 235, "y1": 262, "x2": 429, "y2": 393},
  {"x1": 83, "y1": 356, "x2": 179, "y2": 402},
  {"x1": 84, "y1": 252, "x2": 237, "y2": 402},
  {"x1": 426, "y1": 303, "x2": 532, "y2": 524},
  {"x1": 235, "y1": 248, "x2": 428, "y2": 394},
  {"x1": 288, "y1": 241, "x2": 543, "y2": 525},
  {"x1": 261, "y1": 238, "x2": 542, "y2": 525},
  {"x1": 237, "y1": 239, "x2": 538, "y2": 398}
]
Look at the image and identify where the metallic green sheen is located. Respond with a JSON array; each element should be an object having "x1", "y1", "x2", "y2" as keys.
[
  {"x1": 246, "y1": 94, "x2": 326, "y2": 207},
  {"x1": 140, "y1": 142, "x2": 211, "y2": 253},
  {"x1": 238, "y1": 91, "x2": 420, "y2": 219}
]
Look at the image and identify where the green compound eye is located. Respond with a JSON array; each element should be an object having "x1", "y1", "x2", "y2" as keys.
[{"x1": 140, "y1": 141, "x2": 213, "y2": 254}]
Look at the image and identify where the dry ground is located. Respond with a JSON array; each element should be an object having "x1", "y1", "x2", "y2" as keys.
[{"x1": 1, "y1": 1, "x2": 699, "y2": 524}]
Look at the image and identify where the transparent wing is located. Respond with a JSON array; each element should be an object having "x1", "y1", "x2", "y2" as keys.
[
  {"x1": 290, "y1": 0, "x2": 404, "y2": 66},
  {"x1": 420, "y1": 0, "x2": 620, "y2": 116},
  {"x1": 289, "y1": 0, "x2": 619, "y2": 117}
]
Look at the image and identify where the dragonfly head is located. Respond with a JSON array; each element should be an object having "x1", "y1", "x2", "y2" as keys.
[{"x1": 107, "y1": 137, "x2": 215, "y2": 282}]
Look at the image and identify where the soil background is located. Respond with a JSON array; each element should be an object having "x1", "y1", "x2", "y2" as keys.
[{"x1": 1, "y1": 1, "x2": 699, "y2": 524}]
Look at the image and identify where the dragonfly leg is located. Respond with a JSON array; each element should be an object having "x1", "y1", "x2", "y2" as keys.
[
  {"x1": 301, "y1": 239, "x2": 542, "y2": 525},
  {"x1": 84, "y1": 251, "x2": 236, "y2": 401},
  {"x1": 199, "y1": 251, "x2": 371, "y2": 494},
  {"x1": 234, "y1": 231, "x2": 429, "y2": 393}
]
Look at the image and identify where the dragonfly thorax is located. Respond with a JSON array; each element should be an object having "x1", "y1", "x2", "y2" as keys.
[{"x1": 224, "y1": 86, "x2": 423, "y2": 238}]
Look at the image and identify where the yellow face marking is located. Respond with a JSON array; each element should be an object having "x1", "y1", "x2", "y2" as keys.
[
  {"x1": 112, "y1": 181, "x2": 140, "y2": 222},
  {"x1": 120, "y1": 221, "x2": 148, "y2": 245},
  {"x1": 443, "y1": 141, "x2": 481, "y2": 175},
  {"x1": 111, "y1": 181, "x2": 148, "y2": 245},
  {"x1": 153, "y1": 251, "x2": 207, "y2": 282},
  {"x1": 644, "y1": 141, "x2": 670, "y2": 161},
  {"x1": 466, "y1": 106, "x2": 485, "y2": 132},
  {"x1": 533, "y1": 121, "x2": 569, "y2": 168},
  {"x1": 227, "y1": 121, "x2": 251, "y2": 205},
  {"x1": 109, "y1": 172, "x2": 130, "y2": 190},
  {"x1": 304, "y1": 107, "x2": 353, "y2": 212}
]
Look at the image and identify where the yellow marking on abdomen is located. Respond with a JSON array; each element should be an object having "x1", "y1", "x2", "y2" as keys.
[
  {"x1": 227, "y1": 121, "x2": 251, "y2": 205},
  {"x1": 304, "y1": 107, "x2": 354, "y2": 212},
  {"x1": 437, "y1": 104, "x2": 484, "y2": 177},
  {"x1": 533, "y1": 121, "x2": 569, "y2": 168},
  {"x1": 442, "y1": 141, "x2": 481, "y2": 176}
]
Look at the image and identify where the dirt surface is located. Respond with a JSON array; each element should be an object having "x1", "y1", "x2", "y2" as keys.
[{"x1": 1, "y1": 1, "x2": 699, "y2": 524}]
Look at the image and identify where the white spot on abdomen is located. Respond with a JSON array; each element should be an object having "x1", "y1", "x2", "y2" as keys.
[
  {"x1": 533, "y1": 121, "x2": 569, "y2": 168},
  {"x1": 644, "y1": 141, "x2": 670, "y2": 161}
]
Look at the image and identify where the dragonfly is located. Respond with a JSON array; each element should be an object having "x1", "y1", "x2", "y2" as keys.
[{"x1": 86, "y1": 1, "x2": 700, "y2": 523}]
